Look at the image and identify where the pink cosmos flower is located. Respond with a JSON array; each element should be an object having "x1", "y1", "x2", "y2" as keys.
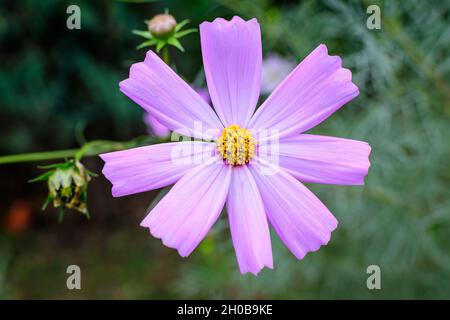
[
  {"x1": 143, "y1": 87, "x2": 210, "y2": 137},
  {"x1": 101, "y1": 17, "x2": 371, "y2": 275}
]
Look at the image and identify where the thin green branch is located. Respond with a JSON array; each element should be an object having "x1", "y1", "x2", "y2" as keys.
[
  {"x1": 0, "y1": 136, "x2": 167, "y2": 165},
  {"x1": 162, "y1": 46, "x2": 170, "y2": 64},
  {"x1": 0, "y1": 149, "x2": 81, "y2": 164}
]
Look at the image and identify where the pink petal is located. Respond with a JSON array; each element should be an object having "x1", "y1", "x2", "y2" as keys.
[
  {"x1": 143, "y1": 113, "x2": 170, "y2": 137},
  {"x1": 200, "y1": 16, "x2": 262, "y2": 127},
  {"x1": 194, "y1": 87, "x2": 211, "y2": 105},
  {"x1": 100, "y1": 142, "x2": 215, "y2": 197},
  {"x1": 248, "y1": 44, "x2": 359, "y2": 139},
  {"x1": 261, "y1": 134, "x2": 371, "y2": 185},
  {"x1": 249, "y1": 160, "x2": 338, "y2": 260},
  {"x1": 227, "y1": 166, "x2": 273, "y2": 275},
  {"x1": 141, "y1": 160, "x2": 231, "y2": 257},
  {"x1": 120, "y1": 50, "x2": 223, "y2": 140}
]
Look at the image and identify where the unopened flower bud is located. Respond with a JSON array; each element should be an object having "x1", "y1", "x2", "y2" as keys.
[
  {"x1": 148, "y1": 14, "x2": 177, "y2": 37},
  {"x1": 31, "y1": 159, "x2": 94, "y2": 219},
  {"x1": 47, "y1": 160, "x2": 91, "y2": 215}
]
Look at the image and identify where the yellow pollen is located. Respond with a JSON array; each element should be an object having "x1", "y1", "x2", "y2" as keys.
[{"x1": 216, "y1": 125, "x2": 255, "y2": 166}]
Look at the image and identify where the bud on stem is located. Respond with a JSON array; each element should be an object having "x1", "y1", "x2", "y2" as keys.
[{"x1": 148, "y1": 14, "x2": 177, "y2": 37}]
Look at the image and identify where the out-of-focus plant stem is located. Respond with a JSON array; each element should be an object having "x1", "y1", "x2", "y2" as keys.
[
  {"x1": 0, "y1": 136, "x2": 167, "y2": 165},
  {"x1": 0, "y1": 149, "x2": 82, "y2": 164},
  {"x1": 162, "y1": 46, "x2": 169, "y2": 64}
]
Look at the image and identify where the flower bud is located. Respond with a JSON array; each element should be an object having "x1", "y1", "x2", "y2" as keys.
[
  {"x1": 147, "y1": 14, "x2": 177, "y2": 37},
  {"x1": 48, "y1": 160, "x2": 91, "y2": 215},
  {"x1": 31, "y1": 159, "x2": 94, "y2": 218}
]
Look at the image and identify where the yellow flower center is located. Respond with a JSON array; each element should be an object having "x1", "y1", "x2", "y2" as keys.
[{"x1": 216, "y1": 125, "x2": 255, "y2": 166}]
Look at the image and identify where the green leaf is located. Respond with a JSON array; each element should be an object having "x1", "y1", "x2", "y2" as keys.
[
  {"x1": 175, "y1": 19, "x2": 190, "y2": 32},
  {"x1": 174, "y1": 28, "x2": 197, "y2": 39},
  {"x1": 167, "y1": 37, "x2": 184, "y2": 52},
  {"x1": 132, "y1": 30, "x2": 153, "y2": 39}
]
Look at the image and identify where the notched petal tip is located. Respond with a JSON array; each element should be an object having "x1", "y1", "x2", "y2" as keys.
[
  {"x1": 316, "y1": 44, "x2": 342, "y2": 65},
  {"x1": 141, "y1": 224, "x2": 191, "y2": 257},
  {"x1": 200, "y1": 15, "x2": 262, "y2": 127},
  {"x1": 317, "y1": 43, "x2": 328, "y2": 53},
  {"x1": 99, "y1": 156, "x2": 121, "y2": 198},
  {"x1": 334, "y1": 67, "x2": 360, "y2": 98},
  {"x1": 120, "y1": 50, "x2": 158, "y2": 82},
  {"x1": 367, "y1": 144, "x2": 372, "y2": 159},
  {"x1": 128, "y1": 62, "x2": 149, "y2": 80},
  {"x1": 230, "y1": 15, "x2": 260, "y2": 26},
  {"x1": 200, "y1": 16, "x2": 259, "y2": 29},
  {"x1": 143, "y1": 224, "x2": 194, "y2": 258},
  {"x1": 241, "y1": 263, "x2": 274, "y2": 276},
  {"x1": 336, "y1": 67, "x2": 353, "y2": 81},
  {"x1": 118, "y1": 78, "x2": 128, "y2": 90},
  {"x1": 144, "y1": 49, "x2": 163, "y2": 66},
  {"x1": 121, "y1": 50, "x2": 171, "y2": 86},
  {"x1": 360, "y1": 143, "x2": 372, "y2": 185},
  {"x1": 294, "y1": 220, "x2": 338, "y2": 261},
  {"x1": 353, "y1": 141, "x2": 372, "y2": 186}
]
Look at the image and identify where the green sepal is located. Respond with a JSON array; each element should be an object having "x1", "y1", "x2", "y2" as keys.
[
  {"x1": 28, "y1": 171, "x2": 53, "y2": 183},
  {"x1": 132, "y1": 29, "x2": 153, "y2": 39},
  {"x1": 167, "y1": 37, "x2": 184, "y2": 52},
  {"x1": 174, "y1": 19, "x2": 190, "y2": 32},
  {"x1": 174, "y1": 28, "x2": 197, "y2": 39},
  {"x1": 41, "y1": 195, "x2": 52, "y2": 211},
  {"x1": 136, "y1": 39, "x2": 158, "y2": 50}
]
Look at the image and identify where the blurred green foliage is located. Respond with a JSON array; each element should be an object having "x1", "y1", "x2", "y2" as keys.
[{"x1": 1, "y1": 0, "x2": 450, "y2": 299}]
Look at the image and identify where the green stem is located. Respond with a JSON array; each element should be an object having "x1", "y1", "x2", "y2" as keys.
[
  {"x1": 0, "y1": 149, "x2": 81, "y2": 164},
  {"x1": 162, "y1": 46, "x2": 169, "y2": 64},
  {"x1": 0, "y1": 136, "x2": 167, "y2": 165}
]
